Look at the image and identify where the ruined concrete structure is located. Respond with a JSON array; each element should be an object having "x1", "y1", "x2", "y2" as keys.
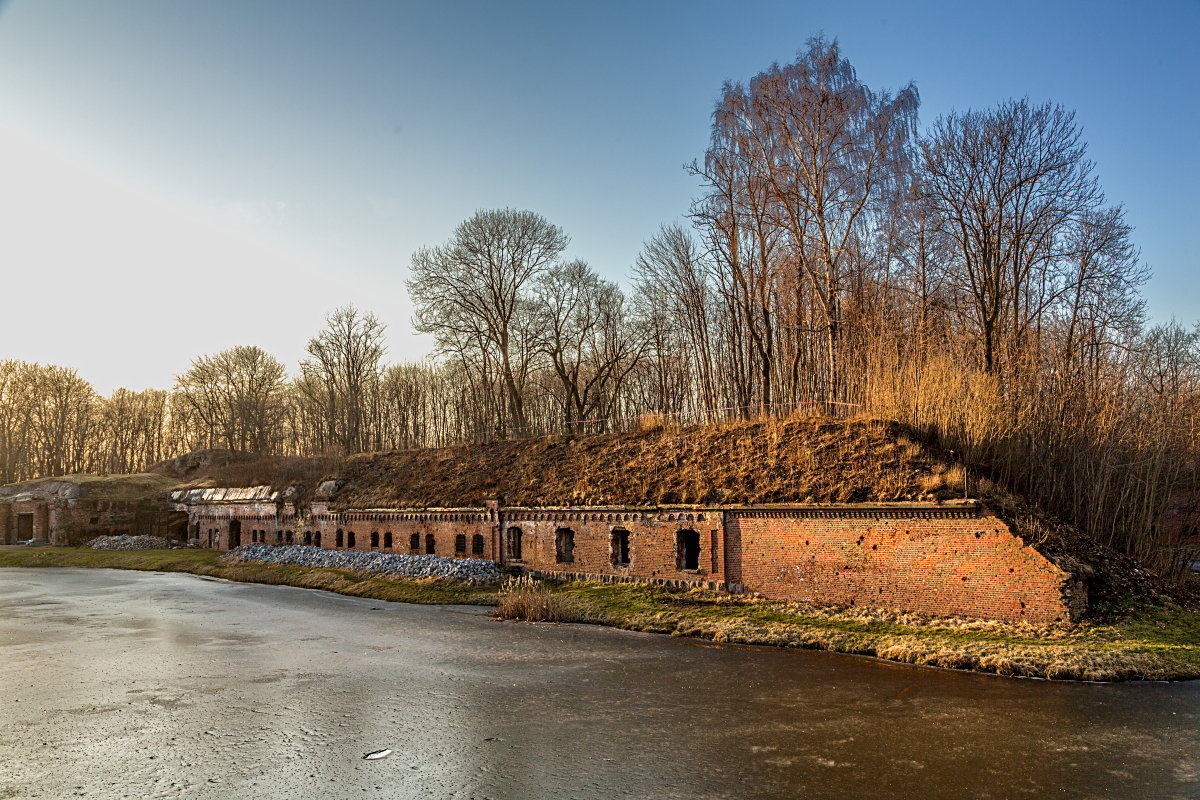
[
  {"x1": 175, "y1": 487, "x2": 1083, "y2": 624},
  {"x1": 0, "y1": 475, "x2": 185, "y2": 546}
]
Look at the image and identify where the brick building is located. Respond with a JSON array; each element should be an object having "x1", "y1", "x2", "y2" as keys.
[
  {"x1": 0, "y1": 474, "x2": 186, "y2": 546},
  {"x1": 175, "y1": 487, "x2": 1083, "y2": 624}
]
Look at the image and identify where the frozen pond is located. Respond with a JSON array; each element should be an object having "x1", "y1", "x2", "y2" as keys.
[{"x1": 1, "y1": 568, "x2": 1198, "y2": 799}]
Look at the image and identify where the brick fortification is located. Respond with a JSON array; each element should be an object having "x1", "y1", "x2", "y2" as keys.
[{"x1": 177, "y1": 490, "x2": 1080, "y2": 624}]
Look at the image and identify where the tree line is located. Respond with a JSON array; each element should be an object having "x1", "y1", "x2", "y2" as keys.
[{"x1": 2, "y1": 36, "x2": 1196, "y2": 573}]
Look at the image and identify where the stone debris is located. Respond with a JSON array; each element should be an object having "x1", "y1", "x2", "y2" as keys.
[
  {"x1": 224, "y1": 544, "x2": 502, "y2": 584},
  {"x1": 87, "y1": 534, "x2": 183, "y2": 550}
]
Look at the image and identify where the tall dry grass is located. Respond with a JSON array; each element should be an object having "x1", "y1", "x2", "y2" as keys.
[
  {"x1": 492, "y1": 575, "x2": 593, "y2": 623},
  {"x1": 865, "y1": 349, "x2": 1199, "y2": 577}
]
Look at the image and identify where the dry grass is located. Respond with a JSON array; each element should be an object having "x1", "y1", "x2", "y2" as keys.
[
  {"x1": 327, "y1": 416, "x2": 962, "y2": 509},
  {"x1": 492, "y1": 574, "x2": 593, "y2": 623}
]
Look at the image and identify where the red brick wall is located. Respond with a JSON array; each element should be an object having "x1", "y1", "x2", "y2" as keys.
[
  {"x1": 4, "y1": 500, "x2": 52, "y2": 543},
  {"x1": 184, "y1": 500, "x2": 1079, "y2": 622},
  {"x1": 196, "y1": 507, "x2": 501, "y2": 560},
  {"x1": 306, "y1": 510, "x2": 497, "y2": 560},
  {"x1": 726, "y1": 508, "x2": 1076, "y2": 623},
  {"x1": 503, "y1": 508, "x2": 724, "y2": 587}
]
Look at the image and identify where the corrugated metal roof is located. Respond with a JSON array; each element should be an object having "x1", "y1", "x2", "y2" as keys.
[{"x1": 170, "y1": 486, "x2": 278, "y2": 503}]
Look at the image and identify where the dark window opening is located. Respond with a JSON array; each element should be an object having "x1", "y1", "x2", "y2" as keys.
[
  {"x1": 454, "y1": 534, "x2": 467, "y2": 555},
  {"x1": 285, "y1": 530, "x2": 294, "y2": 545},
  {"x1": 370, "y1": 531, "x2": 380, "y2": 548},
  {"x1": 676, "y1": 529, "x2": 701, "y2": 571},
  {"x1": 409, "y1": 533, "x2": 420, "y2": 552},
  {"x1": 275, "y1": 530, "x2": 283, "y2": 544},
  {"x1": 313, "y1": 531, "x2": 321, "y2": 547},
  {"x1": 347, "y1": 531, "x2": 357, "y2": 549},
  {"x1": 505, "y1": 527, "x2": 523, "y2": 561},
  {"x1": 611, "y1": 528, "x2": 631, "y2": 565},
  {"x1": 384, "y1": 532, "x2": 393, "y2": 549},
  {"x1": 335, "y1": 529, "x2": 344, "y2": 548},
  {"x1": 304, "y1": 531, "x2": 312, "y2": 545},
  {"x1": 471, "y1": 533, "x2": 485, "y2": 557},
  {"x1": 555, "y1": 528, "x2": 575, "y2": 564},
  {"x1": 425, "y1": 534, "x2": 436, "y2": 554}
]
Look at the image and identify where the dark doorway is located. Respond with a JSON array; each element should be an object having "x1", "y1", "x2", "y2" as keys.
[
  {"x1": 228, "y1": 519, "x2": 242, "y2": 548},
  {"x1": 472, "y1": 533, "x2": 485, "y2": 557},
  {"x1": 505, "y1": 527, "x2": 523, "y2": 561},
  {"x1": 676, "y1": 529, "x2": 700, "y2": 570},
  {"x1": 555, "y1": 528, "x2": 575, "y2": 564},
  {"x1": 425, "y1": 533, "x2": 436, "y2": 554},
  {"x1": 16, "y1": 513, "x2": 33, "y2": 540}
]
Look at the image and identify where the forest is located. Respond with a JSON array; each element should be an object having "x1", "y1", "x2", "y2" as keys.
[{"x1": 2, "y1": 37, "x2": 1196, "y2": 574}]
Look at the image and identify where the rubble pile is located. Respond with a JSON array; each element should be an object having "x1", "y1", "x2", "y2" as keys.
[
  {"x1": 224, "y1": 543, "x2": 502, "y2": 584},
  {"x1": 87, "y1": 535, "x2": 183, "y2": 550}
]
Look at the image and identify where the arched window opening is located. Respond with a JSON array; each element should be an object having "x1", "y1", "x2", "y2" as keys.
[
  {"x1": 425, "y1": 533, "x2": 436, "y2": 555},
  {"x1": 285, "y1": 530, "x2": 294, "y2": 545},
  {"x1": 335, "y1": 529, "x2": 344, "y2": 548},
  {"x1": 454, "y1": 534, "x2": 467, "y2": 555},
  {"x1": 347, "y1": 531, "x2": 357, "y2": 549},
  {"x1": 370, "y1": 531, "x2": 380, "y2": 549},
  {"x1": 275, "y1": 530, "x2": 283, "y2": 545},
  {"x1": 555, "y1": 528, "x2": 575, "y2": 564},
  {"x1": 384, "y1": 532, "x2": 393, "y2": 549},
  {"x1": 611, "y1": 528, "x2": 631, "y2": 566},
  {"x1": 676, "y1": 529, "x2": 701, "y2": 571},
  {"x1": 409, "y1": 533, "x2": 420, "y2": 552},
  {"x1": 505, "y1": 527, "x2": 523, "y2": 561},
  {"x1": 471, "y1": 533, "x2": 485, "y2": 557},
  {"x1": 313, "y1": 531, "x2": 321, "y2": 547},
  {"x1": 304, "y1": 531, "x2": 312, "y2": 545}
]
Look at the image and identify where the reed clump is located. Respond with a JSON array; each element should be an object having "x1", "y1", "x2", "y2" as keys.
[{"x1": 492, "y1": 574, "x2": 593, "y2": 623}]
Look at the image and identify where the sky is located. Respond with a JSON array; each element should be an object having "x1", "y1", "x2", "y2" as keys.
[{"x1": 0, "y1": 0, "x2": 1196, "y2": 395}]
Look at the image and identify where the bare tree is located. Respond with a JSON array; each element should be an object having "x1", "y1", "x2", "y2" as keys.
[
  {"x1": 96, "y1": 389, "x2": 170, "y2": 473},
  {"x1": 633, "y1": 224, "x2": 719, "y2": 416},
  {"x1": 174, "y1": 346, "x2": 289, "y2": 453},
  {"x1": 921, "y1": 99, "x2": 1105, "y2": 373},
  {"x1": 532, "y1": 260, "x2": 645, "y2": 429},
  {"x1": 301, "y1": 307, "x2": 386, "y2": 455},
  {"x1": 408, "y1": 208, "x2": 568, "y2": 438},
  {"x1": 695, "y1": 36, "x2": 918, "y2": 404}
]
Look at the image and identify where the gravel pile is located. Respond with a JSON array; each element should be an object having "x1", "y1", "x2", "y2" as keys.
[
  {"x1": 87, "y1": 535, "x2": 183, "y2": 550},
  {"x1": 224, "y1": 544, "x2": 502, "y2": 584}
]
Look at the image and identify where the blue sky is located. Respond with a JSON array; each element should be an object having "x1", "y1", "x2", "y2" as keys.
[{"x1": 0, "y1": 0, "x2": 1196, "y2": 394}]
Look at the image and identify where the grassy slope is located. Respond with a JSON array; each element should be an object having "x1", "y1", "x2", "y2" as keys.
[
  {"x1": 3, "y1": 548, "x2": 1196, "y2": 682},
  {"x1": 156, "y1": 418, "x2": 963, "y2": 509},
  {"x1": 0, "y1": 472, "x2": 178, "y2": 500},
  {"x1": 331, "y1": 417, "x2": 962, "y2": 509}
]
